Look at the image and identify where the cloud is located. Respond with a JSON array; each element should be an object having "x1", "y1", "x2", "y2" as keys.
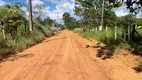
[
  {"x1": 136, "y1": 12, "x2": 142, "y2": 18},
  {"x1": 45, "y1": 0, "x2": 75, "y2": 23},
  {"x1": 32, "y1": 0, "x2": 44, "y2": 7},
  {"x1": 45, "y1": 0, "x2": 80, "y2": 24},
  {"x1": 114, "y1": 6, "x2": 129, "y2": 17},
  {"x1": 0, "y1": 0, "x2": 6, "y2": 6},
  {"x1": 25, "y1": 0, "x2": 79, "y2": 23},
  {"x1": 114, "y1": 5, "x2": 142, "y2": 18},
  {"x1": 46, "y1": 0, "x2": 68, "y2": 4}
]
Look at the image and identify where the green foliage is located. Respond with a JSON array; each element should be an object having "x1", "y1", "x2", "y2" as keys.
[
  {"x1": 136, "y1": 18, "x2": 142, "y2": 26},
  {"x1": 109, "y1": 0, "x2": 142, "y2": 13},
  {"x1": 78, "y1": 28, "x2": 129, "y2": 49},
  {"x1": 62, "y1": 12, "x2": 76, "y2": 30},
  {"x1": 0, "y1": 2, "x2": 55, "y2": 60},
  {"x1": 117, "y1": 14, "x2": 135, "y2": 28},
  {"x1": 0, "y1": 6, "x2": 23, "y2": 35},
  {"x1": 74, "y1": 0, "x2": 119, "y2": 29},
  {"x1": 104, "y1": 10, "x2": 117, "y2": 27},
  {"x1": 0, "y1": 26, "x2": 52, "y2": 60}
]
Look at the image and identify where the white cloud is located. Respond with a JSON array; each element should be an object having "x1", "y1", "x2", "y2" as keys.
[
  {"x1": 45, "y1": 0, "x2": 80, "y2": 24},
  {"x1": 32, "y1": 0, "x2": 44, "y2": 7},
  {"x1": 114, "y1": 5, "x2": 142, "y2": 18},
  {"x1": 0, "y1": 0, "x2": 6, "y2": 6},
  {"x1": 25, "y1": 0, "x2": 49, "y2": 20},
  {"x1": 114, "y1": 6, "x2": 129, "y2": 17},
  {"x1": 46, "y1": 0, "x2": 68, "y2": 4},
  {"x1": 25, "y1": 0, "x2": 79, "y2": 23},
  {"x1": 136, "y1": 12, "x2": 142, "y2": 18}
]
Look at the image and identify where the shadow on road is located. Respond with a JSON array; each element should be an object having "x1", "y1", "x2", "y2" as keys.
[{"x1": 44, "y1": 37, "x2": 68, "y2": 42}]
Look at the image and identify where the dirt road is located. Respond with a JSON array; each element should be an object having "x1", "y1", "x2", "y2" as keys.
[{"x1": 0, "y1": 30, "x2": 141, "y2": 80}]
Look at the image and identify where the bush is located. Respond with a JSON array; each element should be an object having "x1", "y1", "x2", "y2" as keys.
[
  {"x1": 79, "y1": 28, "x2": 126, "y2": 47},
  {"x1": 75, "y1": 28, "x2": 131, "y2": 58},
  {"x1": 0, "y1": 25, "x2": 52, "y2": 60}
]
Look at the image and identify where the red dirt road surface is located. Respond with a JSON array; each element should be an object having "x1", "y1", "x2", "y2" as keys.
[{"x1": 0, "y1": 30, "x2": 142, "y2": 80}]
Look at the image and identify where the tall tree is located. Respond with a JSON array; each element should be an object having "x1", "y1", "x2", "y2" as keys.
[
  {"x1": 28, "y1": 0, "x2": 33, "y2": 32},
  {"x1": 0, "y1": 6, "x2": 23, "y2": 39},
  {"x1": 62, "y1": 12, "x2": 76, "y2": 30},
  {"x1": 74, "y1": 0, "x2": 120, "y2": 30}
]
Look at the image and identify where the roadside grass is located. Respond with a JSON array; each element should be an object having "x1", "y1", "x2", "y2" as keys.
[
  {"x1": 78, "y1": 28, "x2": 130, "y2": 50},
  {"x1": 0, "y1": 25, "x2": 52, "y2": 60},
  {"x1": 74, "y1": 28, "x2": 142, "y2": 72},
  {"x1": 73, "y1": 28, "x2": 132, "y2": 58}
]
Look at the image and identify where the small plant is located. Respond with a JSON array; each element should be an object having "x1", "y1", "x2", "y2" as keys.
[{"x1": 134, "y1": 57, "x2": 142, "y2": 72}]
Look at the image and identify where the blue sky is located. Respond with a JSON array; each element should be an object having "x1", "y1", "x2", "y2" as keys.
[
  {"x1": 0, "y1": 0, "x2": 76, "y2": 24},
  {"x1": 0, "y1": 0, "x2": 141, "y2": 23}
]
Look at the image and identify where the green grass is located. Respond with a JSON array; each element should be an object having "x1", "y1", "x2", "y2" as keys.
[
  {"x1": 0, "y1": 25, "x2": 52, "y2": 60},
  {"x1": 78, "y1": 28, "x2": 130, "y2": 49},
  {"x1": 74, "y1": 28, "x2": 142, "y2": 71},
  {"x1": 73, "y1": 28, "x2": 132, "y2": 58}
]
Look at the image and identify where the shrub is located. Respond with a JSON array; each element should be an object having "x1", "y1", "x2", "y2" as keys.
[
  {"x1": 75, "y1": 28, "x2": 130, "y2": 58},
  {"x1": 0, "y1": 25, "x2": 52, "y2": 60}
]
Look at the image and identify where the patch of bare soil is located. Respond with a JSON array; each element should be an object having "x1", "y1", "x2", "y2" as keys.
[
  {"x1": 87, "y1": 40, "x2": 142, "y2": 80},
  {"x1": 113, "y1": 50, "x2": 138, "y2": 68}
]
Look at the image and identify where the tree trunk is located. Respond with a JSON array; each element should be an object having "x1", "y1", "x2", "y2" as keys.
[
  {"x1": 99, "y1": 0, "x2": 104, "y2": 31},
  {"x1": 28, "y1": 0, "x2": 33, "y2": 32},
  {"x1": 25, "y1": 24, "x2": 27, "y2": 32}
]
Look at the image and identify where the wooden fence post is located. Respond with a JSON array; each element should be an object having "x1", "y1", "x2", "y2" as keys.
[
  {"x1": 106, "y1": 26, "x2": 108, "y2": 35},
  {"x1": 96, "y1": 27, "x2": 98, "y2": 33},
  {"x1": 2, "y1": 25, "x2": 6, "y2": 40},
  {"x1": 115, "y1": 26, "x2": 117, "y2": 40},
  {"x1": 128, "y1": 25, "x2": 130, "y2": 40}
]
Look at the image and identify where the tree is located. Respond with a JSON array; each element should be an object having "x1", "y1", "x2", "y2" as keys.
[
  {"x1": 136, "y1": 18, "x2": 142, "y2": 26},
  {"x1": 104, "y1": 10, "x2": 117, "y2": 27},
  {"x1": 74, "y1": 0, "x2": 120, "y2": 30},
  {"x1": 62, "y1": 12, "x2": 76, "y2": 30},
  {"x1": 32, "y1": 4, "x2": 49, "y2": 21},
  {"x1": 0, "y1": 6, "x2": 23, "y2": 39},
  {"x1": 117, "y1": 14, "x2": 135, "y2": 28},
  {"x1": 117, "y1": 14, "x2": 136, "y2": 40},
  {"x1": 28, "y1": 0, "x2": 33, "y2": 32}
]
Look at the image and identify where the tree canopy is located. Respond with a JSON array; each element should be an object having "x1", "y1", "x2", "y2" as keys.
[
  {"x1": 74, "y1": 0, "x2": 120, "y2": 29},
  {"x1": 62, "y1": 12, "x2": 76, "y2": 30}
]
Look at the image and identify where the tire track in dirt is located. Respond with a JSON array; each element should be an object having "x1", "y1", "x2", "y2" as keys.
[
  {"x1": 43, "y1": 36, "x2": 67, "y2": 80},
  {"x1": 17, "y1": 31, "x2": 67, "y2": 80},
  {"x1": 70, "y1": 33, "x2": 111, "y2": 80}
]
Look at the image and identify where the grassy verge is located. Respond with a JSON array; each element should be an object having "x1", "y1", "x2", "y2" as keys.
[
  {"x1": 74, "y1": 28, "x2": 142, "y2": 71},
  {"x1": 75, "y1": 28, "x2": 130, "y2": 50},
  {"x1": 0, "y1": 25, "x2": 52, "y2": 60}
]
